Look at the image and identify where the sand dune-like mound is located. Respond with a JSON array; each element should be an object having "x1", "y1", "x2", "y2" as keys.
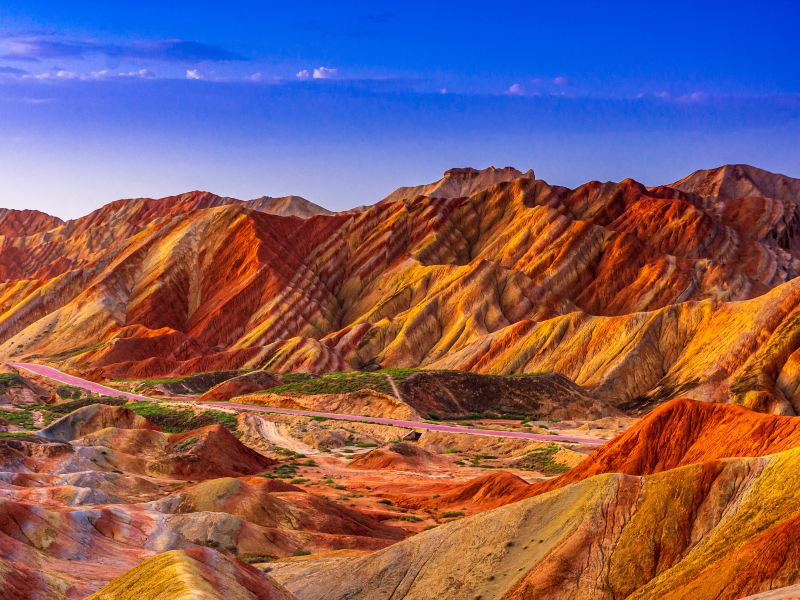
[
  {"x1": 37, "y1": 404, "x2": 161, "y2": 441},
  {"x1": 348, "y1": 442, "x2": 449, "y2": 472},
  {"x1": 151, "y1": 425, "x2": 275, "y2": 479},
  {"x1": 87, "y1": 547, "x2": 294, "y2": 600},
  {"x1": 199, "y1": 371, "x2": 282, "y2": 401}
]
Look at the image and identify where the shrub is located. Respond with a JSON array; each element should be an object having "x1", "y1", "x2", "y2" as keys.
[
  {"x1": 56, "y1": 385, "x2": 83, "y2": 400},
  {"x1": 441, "y1": 511, "x2": 464, "y2": 519}
]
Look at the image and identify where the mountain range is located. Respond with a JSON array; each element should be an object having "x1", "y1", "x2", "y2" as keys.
[{"x1": 1, "y1": 164, "x2": 799, "y2": 415}]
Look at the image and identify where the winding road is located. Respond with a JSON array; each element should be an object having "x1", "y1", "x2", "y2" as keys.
[{"x1": 9, "y1": 362, "x2": 605, "y2": 446}]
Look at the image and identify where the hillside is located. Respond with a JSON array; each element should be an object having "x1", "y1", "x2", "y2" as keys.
[
  {"x1": 1, "y1": 166, "x2": 800, "y2": 414},
  {"x1": 270, "y1": 447, "x2": 800, "y2": 599}
]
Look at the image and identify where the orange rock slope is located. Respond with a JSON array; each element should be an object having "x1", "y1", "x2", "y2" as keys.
[
  {"x1": 1, "y1": 165, "x2": 800, "y2": 413},
  {"x1": 269, "y1": 399, "x2": 800, "y2": 599}
]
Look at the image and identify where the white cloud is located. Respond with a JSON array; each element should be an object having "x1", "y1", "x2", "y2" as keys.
[
  {"x1": 676, "y1": 91, "x2": 709, "y2": 103},
  {"x1": 439, "y1": 88, "x2": 448, "y2": 94},
  {"x1": 120, "y1": 68, "x2": 155, "y2": 79},
  {"x1": 295, "y1": 66, "x2": 338, "y2": 80},
  {"x1": 507, "y1": 83, "x2": 524, "y2": 96},
  {"x1": 31, "y1": 69, "x2": 78, "y2": 80},
  {"x1": 312, "y1": 66, "x2": 337, "y2": 79},
  {"x1": 553, "y1": 75, "x2": 568, "y2": 86},
  {"x1": 185, "y1": 69, "x2": 202, "y2": 80}
]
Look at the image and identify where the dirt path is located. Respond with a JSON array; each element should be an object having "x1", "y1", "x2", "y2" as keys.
[{"x1": 243, "y1": 414, "x2": 320, "y2": 455}]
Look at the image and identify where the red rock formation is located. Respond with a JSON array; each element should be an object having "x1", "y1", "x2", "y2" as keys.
[
  {"x1": 1, "y1": 165, "x2": 799, "y2": 413},
  {"x1": 348, "y1": 442, "x2": 450, "y2": 472}
]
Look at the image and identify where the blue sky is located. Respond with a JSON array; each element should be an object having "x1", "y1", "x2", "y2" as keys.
[{"x1": 0, "y1": 1, "x2": 798, "y2": 218}]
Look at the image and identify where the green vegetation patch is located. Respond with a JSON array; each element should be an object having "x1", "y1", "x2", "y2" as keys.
[
  {"x1": 239, "y1": 555, "x2": 277, "y2": 564},
  {"x1": 1, "y1": 396, "x2": 127, "y2": 430},
  {"x1": 0, "y1": 409, "x2": 36, "y2": 430},
  {"x1": 0, "y1": 373, "x2": 25, "y2": 393},
  {"x1": 0, "y1": 431, "x2": 40, "y2": 441},
  {"x1": 256, "y1": 368, "x2": 424, "y2": 397},
  {"x1": 125, "y1": 402, "x2": 237, "y2": 433},
  {"x1": 48, "y1": 396, "x2": 126, "y2": 417},
  {"x1": 56, "y1": 385, "x2": 84, "y2": 400},
  {"x1": 517, "y1": 444, "x2": 570, "y2": 476}
]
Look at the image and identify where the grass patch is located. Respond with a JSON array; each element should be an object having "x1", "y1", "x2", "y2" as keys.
[
  {"x1": 517, "y1": 444, "x2": 570, "y2": 476},
  {"x1": 1, "y1": 396, "x2": 128, "y2": 430},
  {"x1": 0, "y1": 431, "x2": 40, "y2": 441},
  {"x1": 0, "y1": 373, "x2": 25, "y2": 393},
  {"x1": 56, "y1": 385, "x2": 83, "y2": 400},
  {"x1": 0, "y1": 409, "x2": 37, "y2": 430},
  {"x1": 441, "y1": 511, "x2": 464, "y2": 519},
  {"x1": 47, "y1": 396, "x2": 126, "y2": 417},
  {"x1": 47, "y1": 342, "x2": 104, "y2": 361},
  {"x1": 240, "y1": 555, "x2": 276, "y2": 564},
  {"x1": 125, "y1": 402, "x2": 237, "y2": 433},
  {"x1": 174, "y1": 437, "x2": 198, "y2": 450},
  {"x1": 254, "y1": 368, "x2": 423, "y2": 397},
  {"x1": 292, "y1": 549, "x2": 311, "y2": 557},
  {"x1": 398, "y1": 515, "x2": 423, "y2": 522}
]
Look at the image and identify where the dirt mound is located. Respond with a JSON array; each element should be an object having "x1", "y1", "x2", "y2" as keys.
[
  {"x1": 199, "y1": 371, "x2": 282, "y2": 401},
  {"x1": 87, "y1": 547, "x2": 294, "y2": 600},
  {"x1": 394, "y1": 471, "x2": 531, "y2": 512},
  {"x1": 399, "y1": 371, "x2": 613, "y2": 419},
  {"x1": 348, "y1": 442, "x2": 449, "y2": 471},
  {"x1": 37, "y1": 403, "x2": 160, "y2": 441},
  {"x1": 153, "y1": 425, "x2": 275, "y2": 479}
]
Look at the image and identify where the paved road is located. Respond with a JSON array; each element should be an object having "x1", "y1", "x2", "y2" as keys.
[{"x1": 9, "y1": 362, "x2": 605, "y2": 446}]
